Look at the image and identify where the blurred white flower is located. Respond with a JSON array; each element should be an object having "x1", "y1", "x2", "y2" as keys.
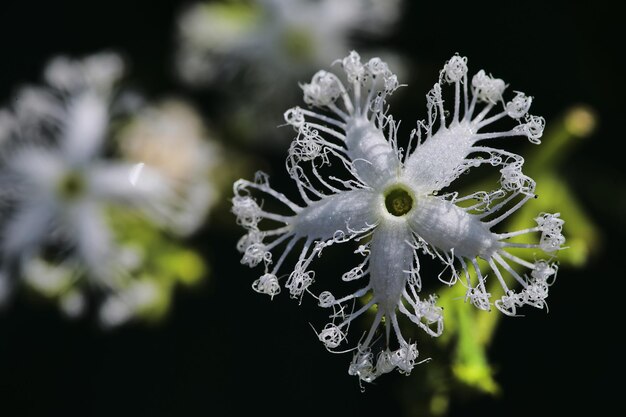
[
  {"x1": 118, "y1": 99, "x2": 224, "y2": 236},
  {"x1": 232, "y1": 52, "x2": 563, "y2": 383},
  {"x1": 0, "y1": 53, "x2": 172, "y2": 319},
  {"x1": 175, "y1": 0, "x2": 403, "y2": 145},
  {"x1": 176, "y1": 0, "x2": 401, "y2": 85}
]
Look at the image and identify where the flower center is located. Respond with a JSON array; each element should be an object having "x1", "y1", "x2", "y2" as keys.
[
  {"x1": 57, "y1": 170, "x2": 85, "y2": 200},
  {"x1": 384, "y1": 186, "x2": 414, "y2": 216}
]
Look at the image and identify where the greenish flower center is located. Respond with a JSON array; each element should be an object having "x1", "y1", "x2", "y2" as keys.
[
  {"x1": 57, "y1": 171, "x2": 85, "y2": 200},
  {"x1": 384, "y1": 186, "x2": 414, "y2": 216}
]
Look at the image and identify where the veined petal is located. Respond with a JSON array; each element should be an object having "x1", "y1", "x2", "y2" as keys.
[
  {"x1": 407, "y1": 195, "x2": 501, "y2": 258},
  {"x1": 368, "y1": 217, "x2": 414, "y2": 313},
  {"x1": 292, "y1": 189, "x2": 378, "y2": 240},
  {"x1": 345, "y1": 117, "x2": 399, "y2": 189},
  {"x1": 402, "y1": 124, "x2": 475, "y2": 194}
]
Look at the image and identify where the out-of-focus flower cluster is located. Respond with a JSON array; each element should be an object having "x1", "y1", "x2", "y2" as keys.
[
  {"x1": 0, "y1": 53, "x2": 227, "y2": 327},
  {"x1": 175, "y1": 0, "x2": 404, "y2": 146}
]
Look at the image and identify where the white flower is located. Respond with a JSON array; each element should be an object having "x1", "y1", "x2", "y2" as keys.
[
  {"x1": 175, "y1": 0, "x2": 402, "y2": 86},
  {"x1": 232, "y1": 52, "x2": 563, "y2": 382},
  {"x1": 117, "y1": 99, "x2": 223, "y2": 236},
  {"x1": 0, "y1": 53, "x2": 171, "y2": 308},
  {"x1": 174, "y1": 0, "x2": 405, "y2": 147}
]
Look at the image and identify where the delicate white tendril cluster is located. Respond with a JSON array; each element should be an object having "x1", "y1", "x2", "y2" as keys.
[
  {"x1": 494, "y1": 260, "x2": 558, "y2": 316},
  {"x1": 515, "y1": 114, "x2": 547, "y2": 144},
  {"x1": 472, "y1": 70, "x2": 507, "y2": 104},
  {"x1": 443, "y1": 54, "x2": 468, "y2": 83},
  {"x1": 536, "y1": 213, "x2": 566, "y2": 253},
  {"x1": 232, "y1": 51, "x2": 563, "y2": 384},
  {"x1": 338, "y1": 51, "x2": 368, "y2": 84},
  {"x1": 317, "y1": 323, "x2": 346, "y2": 349},
  {"x1": 500, "y1": 161, "x2": 534, "y2": 194},
  {"x1": 286, "y1": 259, "x2": 316, "y2": 300},
  {"x1": 466, "y1": 285, "x2": 492, "y2": 311},
  {"x1": 302, "y1": 71, "x2": 343, "y2": 107},
  {"x1": 289, "y1": 124, "x2": 329, "y2": 164},
  {"x1": 252, "y1": 273, "x2": 281, "y2": 299},
  {"x1": 506, "y1": 92, "x2": 533, "y2": 119},
  {"x1": 232, "y1": 195, "x2": 263, "y2": 229}
]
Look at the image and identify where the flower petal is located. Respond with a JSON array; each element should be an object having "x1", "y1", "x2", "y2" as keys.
[
  {"x1": 6, "y1": 146, "x2": 65, "y2": 192},
  {"x1": 368, "y1": 218, "x2": 414, "y2": 313},
  {"x1": 345, "y1": 118, "x2": 399, "y2": 189},
  {"x1": 65, "y1": 201, "x2": 115, "y2": 283},
  {"x1": 292, "y1": 189, "x2": 379, "y2": 240},
  {"x1": 61, "y1": 91, "x2": 109, "y2": 163},
  {"x1": 1, "y1": 199, "x2": 54, "y2": 259},
  {"x1": 407, "y1": 195, "x2": 500, "y2": 258},
  {"x1": 402, "y1": 124, "x2": 475, "y2": 194}
]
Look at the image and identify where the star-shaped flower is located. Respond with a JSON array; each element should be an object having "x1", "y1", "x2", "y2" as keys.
[
  {"x1": 232, "y1": 52, "x2": 564, "y2": 382},
  {"x1": 0, "y1": 53, "x2": 171, "y2": 312}
]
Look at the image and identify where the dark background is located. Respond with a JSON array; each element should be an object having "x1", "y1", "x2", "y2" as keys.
[{"x1": 0, "y1": 1, "x2": 624, "y2": 416}]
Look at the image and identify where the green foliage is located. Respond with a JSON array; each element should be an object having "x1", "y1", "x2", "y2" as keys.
[{"x1": 107, "y1": 207, "x2": 207, "y2": 322}]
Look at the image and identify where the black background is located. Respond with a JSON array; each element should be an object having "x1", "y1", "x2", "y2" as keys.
[{"x1": 1, "y1": 1, "x2": 624, "y2": 416}]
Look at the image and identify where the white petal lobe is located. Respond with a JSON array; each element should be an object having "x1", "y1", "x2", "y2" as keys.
[
  {"x1": 403, "y1": 124, "x2": 475, "y2": 194},
  {"x1": 345, "y1": 118, "x2": 399, "y2": 189},
  {"x1": 62, "y1": 92, "x2": 109, "y2": 162},
  {"x1": 292, "y1": 189, "x2": 378, "y2": 240},
  {"x1": 67, "y1": 202, "x2": 114, "y2": 282},
  {"x1": 368, "y1": 218, "x2": 414, "y2": 314},
  {"x1": 407, "y1": 196, "x2": 501, "y2": 258}
]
